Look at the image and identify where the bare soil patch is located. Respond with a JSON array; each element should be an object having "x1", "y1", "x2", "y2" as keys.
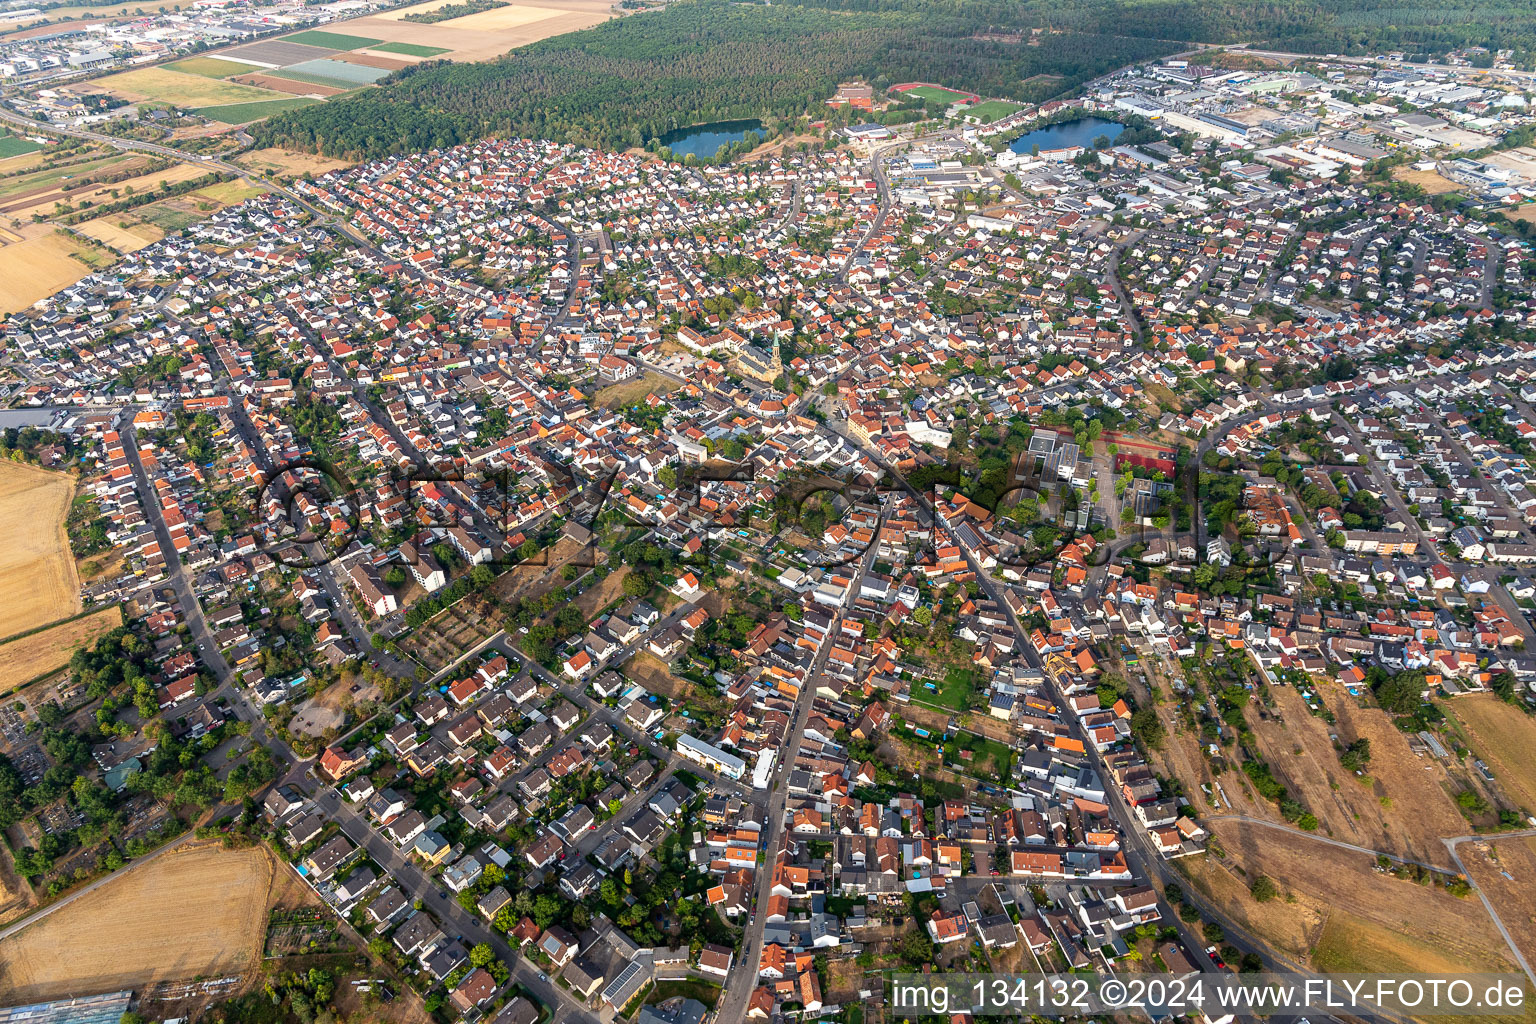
[{"x1": 1392, "y1": 166, "x2": 1464, "y2": 195}]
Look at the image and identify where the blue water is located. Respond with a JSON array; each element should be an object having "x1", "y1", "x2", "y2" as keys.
[
  {"x1": 1009, "y1": 117, "x2": 1124, "y2": 156},
  {"x1": 659, "y1": 119, "x2": 764, "y2": 159}
]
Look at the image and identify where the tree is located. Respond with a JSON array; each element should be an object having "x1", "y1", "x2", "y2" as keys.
[
  {"x1": 470, "y1": 942, "x2": 496, "y2": 968},
  {"x1": 1249, "y1": 875, "x2": 1278, "y2": 902}
]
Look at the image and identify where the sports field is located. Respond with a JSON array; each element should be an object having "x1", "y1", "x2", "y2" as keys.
[
  {"x1": 965, "y1": 99, "x2": 1024, "y2": 123},
  {"x1": 0, "y1": 462, "x2": 82, "y2": 634},
  {"x1": 892, "y1": 83, "x2": 977, "y2": 103}
]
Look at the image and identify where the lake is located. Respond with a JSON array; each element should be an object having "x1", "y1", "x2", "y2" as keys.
[
  {"x1": 659, "y1": 119, "x2": 764, "y2": 160},
  {"x1": 1009, "y1": 116, "x2": 1124, "y2": 156}
]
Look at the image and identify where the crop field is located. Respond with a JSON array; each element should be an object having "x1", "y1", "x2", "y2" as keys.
[
  {"x1": 219, "y1": 40, "x2": 339, "y2": 67},
  {"x1": 0, "y1": 462, "x2": 82, "y2": 635},
  {"x1": 230, "y1": 72, "x2": 346, "y2": 97},
  {"x1": 93, "y1": 66, "x2": 286, "y2": 107},
  {"x1": 281, "y1": 28, "x2": 383, "y2": 50},
  {"x1": 195, "y1": 97, "x2": 322, "y2": 125},
  {"x1": 0, "y1": 843, "x2": 307, "y2": 1003},
  {"x1": 7, "y1": 161, "x2": 211, "y2": 222},
  {"x1": 1445, "y1": 694, "x2": 1536, "y2": 813},
  {"x1": 164, "y1": 56, "x2": 257, "y2": 79},
  {"x1": 0, "y1": 133, "x2": 43, "y2": 159},
  {"x1": 372, "y1": 40, "x2": 451, "y2": 56},
  {"x1": 0, "y1": 152, "x2": 138, "y2": 204},
  {"x1": 272, "y1": 58, "x2": 391, "y2": 87},
  {"x1": 0, "y1": 607, "x2": 121, "y2": 695},
  {"x1": 0, "y1": 226, "x2": 101, "y2": 314},
  {"x1": 965, "y1": 99, "x2": 1024, "y2": 122}
]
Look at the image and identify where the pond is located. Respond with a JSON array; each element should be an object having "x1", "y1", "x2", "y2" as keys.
[
  {"x1": 658, "y1": 119, "x2": 764, "y2": 160},
  {"x1": 1009, "y1": 116, "x2": 1125, "y2": 156}
]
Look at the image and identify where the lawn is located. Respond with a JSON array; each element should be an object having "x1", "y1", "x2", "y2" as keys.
[
  {"x1": 645, "y1": 979, "x2": 721, "y2": 1009},
  {"x1": 965, "y1": 99, "x2": 1024, "y2": 123},
  {"x1": 371, "y1": 41, "x2": 451, "y2": 56},
  {"x1": 194, "y1": 96, "x2": 321, "y2": 125},
  {"x1": 898, "y1": 84, "x2": 972, "y2": 103},
  {"x1": 165, "y1": 56, "x2": 256, "y2": 79},
  {"x1": 96, "y1": 67, "x2": 282, "y2": 107},
  {"x1": 0, "y1": 133, "x2": 43, "y2": 158},
  {"x1": 944, "y1": 730, "x2": 1014, "y2": 778},
  {"x1": 281, "y1": 28, "x2": 382, "y2": 50},
  {"x1": 918, "y1": 665, "x2": 979, "y2": 711}
]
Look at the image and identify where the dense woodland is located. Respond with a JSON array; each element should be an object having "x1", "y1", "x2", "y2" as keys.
[{"x1": 257, "y1": 0, "x2": 1536, "y2": 161}]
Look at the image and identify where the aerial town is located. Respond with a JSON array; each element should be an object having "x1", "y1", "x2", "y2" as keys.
[{"x1": 1, "y1": 8, "x2": 1536, "y2": 1024}]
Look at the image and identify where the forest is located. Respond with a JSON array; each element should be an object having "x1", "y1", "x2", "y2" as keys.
[
  {"x1": 255, "y1": 0, "x2": 1176, "y2": 159},
  {"x1": 256, "y1": 0, "x2": 1536, "y2": 161}
]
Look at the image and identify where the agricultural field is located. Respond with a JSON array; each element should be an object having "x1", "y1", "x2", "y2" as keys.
[
  {"x1": 1444, "y1": 694, "x2": 1536, "y2": 814},
  {"x1": 0, "y1": 607, "x2": 121, "y2": 695},
  {"x1": 271, "y1": 58, "x2": 392, "y2": 89},
  {"x1": 0, "y1": 132, "x2": 43, "y2": 159},
  {"x1": 334, "y1": 0, "x2": 615, "y2": 62},
  {"x1": 4, "y1": 160, "x2": 213, "y2": 222},
  {"x1": 193, "y1": 178, "x2": 270, "y2": 205},
  {"x1": 91, "y1": 66, "x2": 287, "y2": 108},
  {"x1": 195, "y1": 97, "x2": 323, "y2": 126},
  {"x1": 964, "y1": 99, "x2": 1024, "y2": 123},
  {"x1": 373, "y1": 41, "x2": 451, "y2": 56},
  {"x1": 0, "y1": 225, "x2": 105, "y2": 315},
  {"x1": 0, "y1": 462, "x2": 82, "y2": 635},
  {"x1": 281, "y1": 28, "x2": 384, "y2": 50},
  {"x1": 0, "y1": 843, "x2": 310, "y2": 1003}
]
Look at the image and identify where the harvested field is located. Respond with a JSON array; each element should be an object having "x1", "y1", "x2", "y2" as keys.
[
  {"x1": 1445, "y1": 694, "x2": 1536, "y2": 813},
  {"x1": 594, "y1": 371, "x2": 678, "y2": 409},
  {"x1": 1311, "y1": 908, "x2": 1511, "y2": 975},
  {"x1": 0, "y1": 225, "x2": 101, "y2": 315},
  {"x1": 73, "y1": 215, "x2": 164, "y2": 252},
  {"x1": 93, "y1": 66, "x2": 283, "y2": 107},
  {"x1": 237, "y1": 147, "x2": 355, "y2": 177},
  {"x1": 0, "y1": 843, "x2": 294, "y2": 1002},
  {"x1": 0, "y1": 463, "x2": 81, "y2": 636},
  {"x1": 0, "y1": 607, "x2": 120, "y2": 695},
  {"x1": 1392, "y1": 166, "x2": 1464, "y2": 194},
  {"x1": 1207, "y1": 818, "x2": 1517, "y2": 974},
  {"x1": 335, "y1": 0, "x2": 613, "y2": 62},
  {"x1": 230, "y1": 72, "x2": 345, "y2": 97}
]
